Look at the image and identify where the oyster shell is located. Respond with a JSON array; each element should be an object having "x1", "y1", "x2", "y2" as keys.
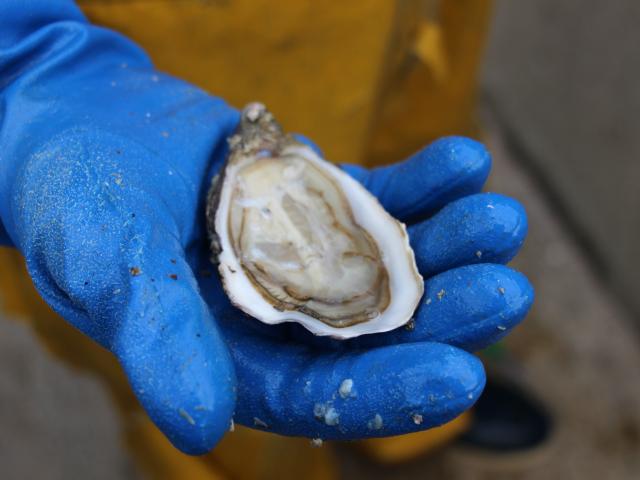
[{"x1": 206, "y1": 103, "x2": 423, "y2": 339}]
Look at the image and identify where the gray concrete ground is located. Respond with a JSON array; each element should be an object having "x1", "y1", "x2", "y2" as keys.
[
  {"x1": 0, "y1": 317, "x2": 139, "y2": 480},
  {"x1": 483, "y1": 0, "x2": 640, "y2": 327}
]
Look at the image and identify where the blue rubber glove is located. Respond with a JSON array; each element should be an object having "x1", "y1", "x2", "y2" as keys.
[{"x1": 0, "y1": 1, "x2": 533, "y2": 454}]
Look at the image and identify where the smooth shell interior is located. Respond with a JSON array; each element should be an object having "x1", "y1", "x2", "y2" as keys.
[
  {"x1": 215, "y1": 144, "x2": 423, "y2": 338},
  {"x1": 227, "y1": 151, "x2": 390, "y2": 328}
]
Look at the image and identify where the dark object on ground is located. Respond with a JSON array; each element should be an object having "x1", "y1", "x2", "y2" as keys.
[{"x1": 460, "y1": 377, "x2": 553, "y2": 453}]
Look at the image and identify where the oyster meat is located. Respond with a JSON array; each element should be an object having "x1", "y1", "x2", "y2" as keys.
[{"x1": 206, "y1": 103, "x2": 423, "y2": 339}]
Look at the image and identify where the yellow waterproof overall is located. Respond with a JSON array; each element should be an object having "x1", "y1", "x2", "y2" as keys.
[{"x1": 0, "y1": 1, "x2": 492, "y2": 478}]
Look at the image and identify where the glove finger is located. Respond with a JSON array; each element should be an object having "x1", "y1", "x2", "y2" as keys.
[
  {"x1": 341, "y1": 136, "x2": 491, "y2": 223},
  {"x1": 224, "y1": 326, "x2": 485, "y2": 440},
  {"x1": 352, "y1": 264, "x2": 534, "y2": 352},
  {"x1": 409, "y1": 193, "x2": 528, "y2": 278},
  {"x1": 111, "y1": 229, "x2": 236, "y2": 455}
]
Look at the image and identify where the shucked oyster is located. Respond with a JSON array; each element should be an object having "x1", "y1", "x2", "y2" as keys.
[{"x1": 206, "y1": 103, "x2": 423, "y2": 339}]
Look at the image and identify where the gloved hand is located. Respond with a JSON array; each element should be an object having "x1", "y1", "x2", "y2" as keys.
[{"x1": 0, "y1": 1, "x2": 533, "y2": 455}]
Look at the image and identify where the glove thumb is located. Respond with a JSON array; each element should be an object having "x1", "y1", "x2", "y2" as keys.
[{"x1": 111, "y1": 229, "x2": 236, "y2": 454}]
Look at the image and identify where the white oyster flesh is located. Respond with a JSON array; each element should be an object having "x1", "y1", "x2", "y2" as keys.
[{"x1": 214, "y1": 143, "x2": 424, "y2": 339}]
